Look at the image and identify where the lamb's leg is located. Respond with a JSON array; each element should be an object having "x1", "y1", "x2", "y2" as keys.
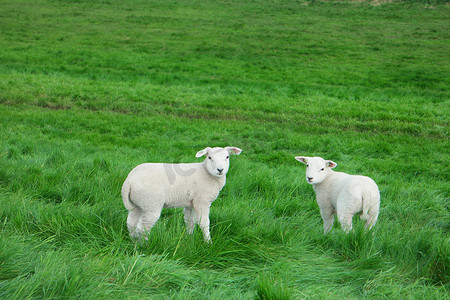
[
  {"x1": 337, "y1": 210, "x2": 353, "y2": 233},
  {"x1": 127, "y1": 207, "x2": 142, "y2": 239},
  {"x1": 136, "y1": 210, "x2": 162, "y2": 241},
  {"x1": 361, "y1": 209, "x2": 379, "y2": 230},
  {"x1": 320, "y1": 207, "x2": 334, "y2": 234},
  {"x1": 336, "y1": 197, "x2": 357, "y2": 233},
  {"x1": 184, "y1": 207, "x2": 196, "y2": 234},
  {"x1": 361, "y1": 194, "x2": 380, "y2": 230},
  {"x1": 194, "y1": 206, "x2": 211, "y2": 243}
]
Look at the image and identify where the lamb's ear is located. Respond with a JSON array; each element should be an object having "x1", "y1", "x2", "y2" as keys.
[
  {"x1": 196, "y1": 147, "x2": 211, "y2": 158},
  {"x1": 295, "y1": 156, "x2": 308, "y2": 164},
  {"x1": 226, "y1": 147, "x2": 242, "y2": 155},
  {"x1": 326, "y1": 160, "x2": 337, "y2": 168}
]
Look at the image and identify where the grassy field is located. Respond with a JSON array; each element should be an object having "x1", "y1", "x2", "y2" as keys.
[{"x1": 0, "y1": 0, "x2": 449, "y2": 298}]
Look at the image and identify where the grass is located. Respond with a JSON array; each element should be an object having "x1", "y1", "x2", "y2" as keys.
[{"x1": 0, "y1": 0, "x2": 449, "y2": 298}]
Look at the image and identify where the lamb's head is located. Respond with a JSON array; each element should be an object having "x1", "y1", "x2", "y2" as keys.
[
  {"x1": 196, "y1": 147, "x2": 242, "y2": 178},
  {"x1": 295, "y1": 156, "x2": 337, "y2": 184}
]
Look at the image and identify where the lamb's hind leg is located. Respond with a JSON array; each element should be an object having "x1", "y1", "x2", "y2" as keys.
[
  {"x1": 337, "y1": 196, "x2": 359, "y2": 233},
  {"x1": 361, "y1": 205, "x2": 379, "y2": 231},
  {"x1": 336, "y1": 201, "x2": 353, "y2": 233},
  {"x1": 337, "y1": 212, "x2": 353, "y2": 233},
  {"x1": 361, "y1": 192, "x2": 380, "y2": 231},
  {"x1": 361, "y1": 213, "x2": 377, "y2": 231},
  {"x1": 135, "y1": 209, "x2": 162, "y2": 241},
  {"x1": 127, "y1": 207, "x2": 142, "y2": 239}
]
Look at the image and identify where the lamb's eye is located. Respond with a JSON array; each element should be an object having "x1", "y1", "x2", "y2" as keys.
[
  {"x1": 320, "y1": 168, "x2": 325, "y2": 171},
  {"x1": 208, "y1": 156, "x2": 212, "y2": 160},
  {"x1": 226, "y1": 156, "x2": 229, "y2": 159},
  {"x1": 306, "y1": 164, "x2": 309, "y2": 168}
]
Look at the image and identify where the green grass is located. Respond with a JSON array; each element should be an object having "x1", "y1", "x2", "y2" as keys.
[{"x1": 0, "y1": 0, "x2": 449, "y2": 298}]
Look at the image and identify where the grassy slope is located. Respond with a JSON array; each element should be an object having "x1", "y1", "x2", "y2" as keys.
[{"x1": 0, "y1": 0, "x2": 448, "y2": 299}]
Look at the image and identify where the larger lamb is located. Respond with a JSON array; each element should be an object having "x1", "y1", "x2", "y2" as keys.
[
  {"x1": 122, "y1": 146, "x2": 242, "y2": 243},
  {"x1": 295, "y1": 156, "x2": 380, "y2": 234}
]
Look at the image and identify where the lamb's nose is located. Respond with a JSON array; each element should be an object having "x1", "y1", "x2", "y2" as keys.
[
  {"x1": 217, "y1": 168, "x2": 224, "y2": 173},
  {"x1": 307, "y1": 177, "x2": 313, "y2": 182}
]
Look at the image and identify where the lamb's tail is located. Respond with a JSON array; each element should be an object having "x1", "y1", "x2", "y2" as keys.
[
  {"x1": 361, "y1": 186, "x2": 380, "y2": 229},
  {"x1": 121, "y1": 179, "x2": 135, "y2": 211}
]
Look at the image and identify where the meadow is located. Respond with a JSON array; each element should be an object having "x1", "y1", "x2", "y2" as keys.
[{"x1": 0, "y1": 0, "x2": 448, "y2": 298}]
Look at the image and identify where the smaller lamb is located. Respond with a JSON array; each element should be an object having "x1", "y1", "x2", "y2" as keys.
[
  {"x1": 122, "y1": 146, "x2": 242, "y2": 243},
  {"x1": 295, "y1": 156, "x2": 380, "y2": 234}
]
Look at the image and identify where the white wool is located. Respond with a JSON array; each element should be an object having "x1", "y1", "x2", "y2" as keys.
[
  {"x1": 295, "y1": 156, "x2": 380, "y2": 234},
  {"x1": 122, "y1": 146, "x2": 242, "y2": 243}
]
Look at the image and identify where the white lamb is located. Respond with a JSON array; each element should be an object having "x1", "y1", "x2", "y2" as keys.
[
  {"x1": 122, "y1": 146, "x2": 242, "y2": 243},
  {"x1": 295, "y1": 156, "x2": 380, "y2": 234}
]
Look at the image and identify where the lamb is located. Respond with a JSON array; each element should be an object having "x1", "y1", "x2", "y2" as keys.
[
  {"x1": 122, "y1": 146, "x2": 242, "y2": 243},
  {"x1": 295, "y1": 156, "x2": 380, "y2": 234}
]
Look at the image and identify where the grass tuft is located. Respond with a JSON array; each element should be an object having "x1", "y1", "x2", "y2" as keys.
[{"x1": 256, "y1": 275, "x2": 292, "y2": 300}]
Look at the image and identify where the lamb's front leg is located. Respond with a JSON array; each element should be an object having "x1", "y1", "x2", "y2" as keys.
[
  {"x1": 320, "y1": 206, "x2": 335, "y2": 234},
  {"x1": 194, "y1": 205, "x2": 212, "y2": 243},
  {"x1": 183, "y1": 207, "x2": 196, "y2": 235}
]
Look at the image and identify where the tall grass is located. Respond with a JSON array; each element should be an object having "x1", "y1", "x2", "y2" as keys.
[{"x1": 0, "y1": 0, "x2": 449, "y2": 298}]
